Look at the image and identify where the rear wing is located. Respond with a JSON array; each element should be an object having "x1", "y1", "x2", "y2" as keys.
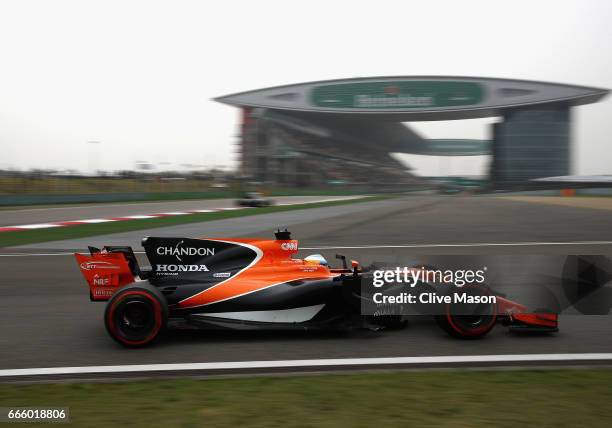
[{"x1": 75, "y1": 246, "x2": 143, "y2": 301}]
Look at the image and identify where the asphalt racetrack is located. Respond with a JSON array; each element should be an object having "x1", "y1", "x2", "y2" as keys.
[
  {"x1": 1, "y1": 195, "x2": 612, "y2": 376},
  {"x1": 0, "y1": 195, "x2": 352, "y2": 227}
]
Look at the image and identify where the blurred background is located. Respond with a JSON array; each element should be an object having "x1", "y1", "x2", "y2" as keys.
[{"x1": 0, "y1": 0, "x2": 611, "y2": 205}]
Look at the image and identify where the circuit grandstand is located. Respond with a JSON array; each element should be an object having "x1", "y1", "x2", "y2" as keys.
[{"x1": 215, "y1": 77, "x2": 609, "y2": 189}]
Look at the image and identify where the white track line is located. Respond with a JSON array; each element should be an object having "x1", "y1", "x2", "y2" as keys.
[
  {"x1": 157, "y1": 212, "x2": 190, "y2": 216},
  {"x1": 75, "y1": 219, "x2": 117, "y2": 224},
  {"x1": 2, "y1": 241, "x2": 612, "y2": 257},
  {"x1": 0, "y1": 253, "x2": 80, "y2": 256},
  {"x1": 301, "y1": 241, "x2": 612, "y2": 250},
  {"x1": 13, "y1": 223, "x2": 64, "y2": 229},
  {"x1": 2, "y1": 354, "x2": 612, "y2": 377}
]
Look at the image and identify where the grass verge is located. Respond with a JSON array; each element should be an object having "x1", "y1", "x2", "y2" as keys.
[
  {"x1": 0, "y1": 196, "x2": 387, "y2": 248},
  {"x1": 1, "y1": 369, "x2": 611, "y2": 427}
]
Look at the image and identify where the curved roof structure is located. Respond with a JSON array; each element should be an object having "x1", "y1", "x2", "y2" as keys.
[{"x1": 215, "y1": 76, "x2": 609, "y2": 121}]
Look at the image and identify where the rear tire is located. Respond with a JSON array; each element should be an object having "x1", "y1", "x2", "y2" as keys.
[
  {"x1": 436, "y1": 286, "x2": 497, "y2": 339},
  {"x1": 104, "y1": 283, "x2": 168, "y2": 347}
]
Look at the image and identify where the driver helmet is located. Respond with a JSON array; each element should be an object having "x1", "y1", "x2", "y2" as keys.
[{"x1": 304, "y1": 254, "x2": 328, "y2": 266}]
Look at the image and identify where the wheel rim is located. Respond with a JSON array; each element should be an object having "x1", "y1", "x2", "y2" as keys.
[
  {"x1": 447, "y1": 289, "x2": 496, "y2": 336},
  {"x1": 108, "y1": 292, "x2": 162, "y2": 345},
  {"x1": 452, "y1": 313, "x2": 493, "y2": 331},
  {"x1": 119, "y1": 300, "x2": 155, "y2": 336}
]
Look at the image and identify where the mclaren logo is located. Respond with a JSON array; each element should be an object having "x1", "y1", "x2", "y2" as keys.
[{"x1": 156, "y1": 240, "x2": 215, "y2": 261}]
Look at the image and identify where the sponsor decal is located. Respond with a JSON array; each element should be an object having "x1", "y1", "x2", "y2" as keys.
[
  {"x1": 93, "y1": 288, "x2": 114, "y2": 297},
  {"x1": 92, "y1": 274, "x2": 111, "y2": 286},
  {"x1": 80, "y1": 261, "x2": 120, "y2": 271},
  {"x1": 281, "y1": 242, "x2": 298, "y2": 251},
  {"x1": 311, "y1": 81, "x2": 484, "y2": 109},
  {"x1": 156, "y1": 240, "x2": 215, "y2": 262},
  {"x1": 156, "y1": 264, "x2": 210, "y2": 276},
  {"x1": 354, "y1": 94, "x2": 433, "y2": 107},
  {"x1": 213, "y1": 272, "x2": 232, "y2": 278}
]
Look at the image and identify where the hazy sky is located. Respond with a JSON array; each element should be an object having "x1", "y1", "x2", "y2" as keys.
[{"x1": 0, "y1": 0, "x2": 610, "y2": 176}]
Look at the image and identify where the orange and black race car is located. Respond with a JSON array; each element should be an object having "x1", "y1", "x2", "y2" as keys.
[{"x1": 75, "y1": 230, "x2": 558, "y2": 347}]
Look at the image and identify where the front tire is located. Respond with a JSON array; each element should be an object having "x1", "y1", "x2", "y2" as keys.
[
  {"x1": 436, "y1": 286, "x2": 497, "y2": 339},
  {"x1": 105, "y1": 283, "x2": 168, "y2": 347}
]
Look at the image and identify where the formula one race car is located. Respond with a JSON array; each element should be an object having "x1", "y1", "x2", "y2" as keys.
[
  {"x1": 235, "y1": 192, "x2": 274, "y2": 207},
  {"x1": 75, "y1": 230, "x2": 558, "y2": 347}
]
